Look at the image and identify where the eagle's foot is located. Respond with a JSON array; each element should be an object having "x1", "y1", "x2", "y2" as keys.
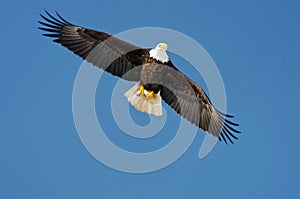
[
  {"x1": 137, "y1": 85, "x2": 154, "y2": 99},
  {"x1": 146, "y1": 91, "x2": 154, "y2": 99},
  {"x1": 137, "y1": 85, "x2": 145, "y2": 96}
]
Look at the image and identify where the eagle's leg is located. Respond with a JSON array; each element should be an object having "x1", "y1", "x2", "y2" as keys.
[
  {"x1": 137, "y1": 84, "x2": 155, "y2": 98},
  {"x1": 143, "y1": 83, "x2": 160, "y2": 99},
  {"x1": 137, "y1": 85, "x2": 145, "y2": 95}
]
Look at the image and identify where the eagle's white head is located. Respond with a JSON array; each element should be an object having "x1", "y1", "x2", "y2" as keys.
[{"x1": 149, "y1": 42, "x2": 169, "y2": 63}]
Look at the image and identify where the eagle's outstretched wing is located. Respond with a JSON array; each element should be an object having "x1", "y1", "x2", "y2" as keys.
[
  {"x1": 38, "y1": 10, "x2": 147, "y2": 81},
  {"x1": 159, "y1": 63, "x2": 240, "y2": 144},
  {"x1": 39, "y1": 11, "x2": 240, "y2": 143}
]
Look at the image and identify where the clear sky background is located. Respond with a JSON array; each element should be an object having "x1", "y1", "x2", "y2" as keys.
[{"x1": 1, "y1": 0, "x2": 300, "y2": 198}]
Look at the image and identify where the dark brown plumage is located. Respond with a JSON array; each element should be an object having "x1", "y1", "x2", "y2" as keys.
[{"x1": 38, "y1": 11, "x2": 240, "y2": 144}]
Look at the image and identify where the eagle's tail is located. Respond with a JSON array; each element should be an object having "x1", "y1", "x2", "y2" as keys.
[{"x1": 124, "y1": 82, "x2": 163, "y2": 116}]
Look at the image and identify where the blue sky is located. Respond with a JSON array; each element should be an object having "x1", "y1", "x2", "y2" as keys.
[{"x1": 1, "y1": 0, "x2": 300, "y2": 198}]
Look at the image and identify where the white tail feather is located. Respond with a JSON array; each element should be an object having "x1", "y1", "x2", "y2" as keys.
[{"x1": 124, "y1": 83, "x2": 162, "y2": 116}]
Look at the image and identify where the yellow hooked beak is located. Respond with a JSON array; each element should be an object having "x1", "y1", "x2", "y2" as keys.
[{"x1": 160, "y1": 43, "x2": 168, "y2": 50}]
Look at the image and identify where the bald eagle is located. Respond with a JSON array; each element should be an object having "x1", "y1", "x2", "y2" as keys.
[{"x1": 38, "y1": 11, "x2": 240, "y2": 144}]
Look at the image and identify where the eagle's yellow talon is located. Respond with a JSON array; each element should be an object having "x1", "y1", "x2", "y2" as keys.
[
  {"x1": 139, "y1": 85, "x2": 145, "y2": 95},
  {"x1": 146, "y1": 91, "x2": 154, "y2": 99}
]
